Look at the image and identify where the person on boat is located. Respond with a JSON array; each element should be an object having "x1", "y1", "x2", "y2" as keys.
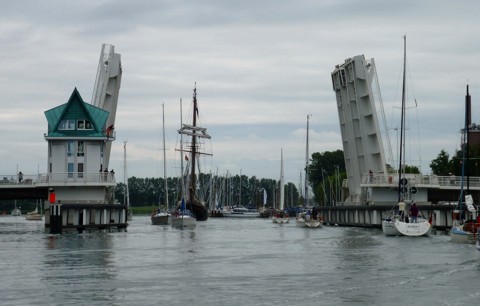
[
  {"x1": 410, "y1": 202, "x2": 419, "y2": 223},
  {"x1": 312, "y1": 206, "x2": 318, "y2": 220},
  {"x1": 18, "y1": 171, "x2": 23, "y2": 183},
  {"x1": 369, "y1": 170, "x2": 374, "y2": 183},
  {"x1": 398, "y1": 199, "x2": 406, "y2": 221},
  {"x1": 305, "y1": 210, "x2": 311, "y2": 221}
]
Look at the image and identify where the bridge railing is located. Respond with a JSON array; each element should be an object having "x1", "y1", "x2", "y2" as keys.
[
  {"x1": 362, "y1": 173, "x2": 480, "y2": 189},
  {"x1": 1, "y1": 174, "x2": 37, "y2": 185},
  {"x1": 0, "y1": 172, "x2": 116, "y2": 186}
]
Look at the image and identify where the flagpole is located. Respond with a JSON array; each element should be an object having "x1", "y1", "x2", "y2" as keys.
[{"x1": 180, "y1": 98, "x2": 185, "y2": 203}]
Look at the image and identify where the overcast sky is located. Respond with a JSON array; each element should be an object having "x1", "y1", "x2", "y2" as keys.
[{"x1": 1, "y1": 0, "x2": 478, "y2": 185}]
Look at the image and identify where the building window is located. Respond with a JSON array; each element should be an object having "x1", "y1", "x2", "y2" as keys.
[
  {"x1": 78, "y1": 163, "x2": 84, "y2": 178},
  {"x1": 77, "y1": 120, "x2": 93, "y2": 130},
  {"x1": 67, "y1": 141, "x2": 74, "y2": 157},
  {"x1": 77, "y1": 141, "x2": 84, "y2": 157},
  {"x1": 68, "y1": 163, "x2": 74, "y2": 178},
  {"x1": 59, "y1": 119, "x2": 75, "y2": 130}
]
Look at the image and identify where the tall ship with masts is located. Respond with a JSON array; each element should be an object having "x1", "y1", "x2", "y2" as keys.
[{"x1": 177, "y1": 84, "x2": 212, "y2": 221}]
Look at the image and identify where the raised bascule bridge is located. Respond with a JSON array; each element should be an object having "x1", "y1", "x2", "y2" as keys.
[
  {"x1": 321, "y1": 55, "x2": 480, "y2": 230},
  {"x1": 0, "y1": 44, "x2": 126, "y2": 233}
]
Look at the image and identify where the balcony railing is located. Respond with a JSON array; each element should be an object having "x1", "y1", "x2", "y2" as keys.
[
  {"x1": 362, "y1": 173, "x2": 480, "y2": 189},
  {"x1": 0, "y1": 172, "x2": 116, "y2": 186}
]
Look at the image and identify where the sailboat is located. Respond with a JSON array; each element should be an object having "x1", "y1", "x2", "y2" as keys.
[
  {"x1": 450, "y1": 85, "x2": 478, "y2": 243},
  {"x1": 172, "y1": 85, "x2": 211, "y2": 227},
  {"x1": 11, "y1": 200, "x2": 21, "y2": 216},
  {"x1": 273, "y1": 149, "x2": 289, "y2": 224},
  {"x1": 381, "y1": 35, "x2": 431, "y2": 237},
  {"x1": 223, "y1": 170, "x2": 261, "y2": 218},
  {"x1": 26, "y1": 200, "x2": 43, "y2": 220},
  {"x1": 123, "y1": 142, "x2": 133, "y2": 221},
  {"x1": 296, "y1": 115, "x2": 322, "y2": 228},
  {"x1": 151, "y1": 103, "x2": 172, "y2": 225}
]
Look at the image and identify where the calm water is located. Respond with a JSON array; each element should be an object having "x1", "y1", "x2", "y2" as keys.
[{"x1": 1, "y1": 215, "x2": 479, "y2": 306}]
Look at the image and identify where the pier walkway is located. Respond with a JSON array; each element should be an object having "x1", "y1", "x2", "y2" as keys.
[{"x1": 0, "y1": 172, "x2": 116, "y2": 200}]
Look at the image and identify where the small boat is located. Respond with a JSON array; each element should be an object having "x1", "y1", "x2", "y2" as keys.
[
  {"x1": 272, "y1": 148, "x2": 289, "y2": 224},
  {"x1": 381, "y1": 36, "x2": 430, "y2": 237},
  {"x1": 296, "y1": 115, "x2": 321, "y2": 229},
  {"x1": 151, "y1": 210, "x2": 171, "y2": 225},
  {"x1": 382, "y1": 218, "x2": 401, "y2": 236},
  {"x1": 223, "y1": 206, "x2": 260, "y2": 218},
  {"x1": 449, "y1": 86, "x2": 479, "y2": 243},
  {"x1": 171, "y1": 209, "x2": 196, "y2": 229},
  {"x1": 151, "y1": 104, "x2": 171, "y2": 225},
  {"x1": 450, "y1": 196, "x2": 478, "y2": 243},
  {"x1": 296, "y1": 210, "x2": 322, "y2": 228},
  {"x1": 171, "y1": 199, "x2": 196, "y2": 229},
  {"x1": 272, "y1": 212, "x2": 289, "y2": 224},
  {"x1": 451, "y1": 223, "x2": 477, "y2": 244},
  {"x1": 11, "y1": 208, "x2": 21, "y2": 217},
  {"x1": 26, "y1": 203, "x2": 43, "y2": 221},
  {"x1": 11, "y1": 200, "x2": 21, "y2": 216}
]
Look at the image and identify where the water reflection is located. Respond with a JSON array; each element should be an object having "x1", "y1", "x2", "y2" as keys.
[
  {"x1": 41, "y1": 233, "x2": 117, "y2": 305},
  {"x1": 2, "y1": 216, "x2": 480, "y2": 306}
]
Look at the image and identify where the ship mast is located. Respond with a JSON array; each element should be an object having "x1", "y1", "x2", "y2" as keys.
[
  {"x1": 305, "y1": 114, "x2": 311, "y2": 206},
  {"x1": 397, "y1": 35, "x2": 407, "y2": 202},
  {"x1": 189, "y1": 84, "x2": 198, "y2": 209}
]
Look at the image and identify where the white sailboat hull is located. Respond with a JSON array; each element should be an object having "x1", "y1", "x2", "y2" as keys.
[
  {"x1": 450, "y1": 225, "x2": 476, "y2": 244},
  {"x1": 295, "y1": 218, "x2": 322, "y2": 228},
  {"x1": 26, "y1": 213, "x2": 43, "y2": 221},
  {"x1": 151, "y1": 213, "x2": 171, "y2": 225},
  {"x1": 395, "y1": 220, "x2": 431, "y2": 236},
  {"x1": 383, "y1": 218, "x2": 431, "y2": 236},
  {"x1": 171, "y1": 215, "x2": 196, "y2": 229},
  {"x1": 272, "y1": 216, "x2": 289, "y2": 224},
  {"x1": 11, "y1": 208, "x2": 21, "y2": 216},
  {"x1": 382, "y1": 220, "x2": 401, "y2": 236},
  {"x1": 223, "y1": 208, "x2": 260, "y2": 218}
]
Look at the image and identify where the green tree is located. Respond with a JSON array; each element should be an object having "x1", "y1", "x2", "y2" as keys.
[
  {"x1": 404, "y1": 165, "x2": 420, "y2": 174},
  {"x1": 116, "y1": 174, "x2": 300, "y2": 210},
  {"x1": 429, "y1": 149, "x2": 451, "y2": 175},
  {"x1": 308, "y1": 150, "x2": 346, "y2": 206}
]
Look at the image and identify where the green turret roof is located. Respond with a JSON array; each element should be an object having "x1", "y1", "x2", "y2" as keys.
[{"x1": 44, "y1": 88, "x2": 109, "y2": 137}]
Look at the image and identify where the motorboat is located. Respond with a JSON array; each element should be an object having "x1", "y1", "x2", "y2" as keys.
[{"x1": 223, "y1": 206, "x2": 260, "y2": 218}]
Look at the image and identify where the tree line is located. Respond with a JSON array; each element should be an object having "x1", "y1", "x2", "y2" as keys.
[
  {"x1": 114, "y1": 174, "x2": 300, "y2": 209},
  {"x1": 114, "y1": 150, "x2": 348, "y2": 209}
]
